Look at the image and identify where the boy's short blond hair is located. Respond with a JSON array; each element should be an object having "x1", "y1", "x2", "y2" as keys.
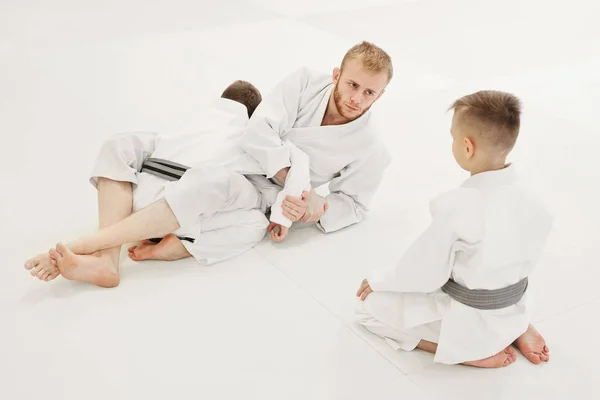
[
  {"x1": 341, "y1": 41, "x2": 393, "y2": 83},
  {"x1": 450, "y1": 90, "x2": 522, "y2": 152}
]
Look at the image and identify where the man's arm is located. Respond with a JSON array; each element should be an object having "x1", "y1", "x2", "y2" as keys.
[
  {"x1": 241, "y1": 67, "x2": 309, "y2": 179},
  {"x1": 269, "y1": 141, "x2": 312, "y2": 227},
  {"x1": 241, "y1": 68, "x2": 313, "y2": 228}
]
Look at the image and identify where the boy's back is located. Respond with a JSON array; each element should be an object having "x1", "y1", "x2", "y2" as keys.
[
  {"x1": 451, "y1": 165, "x2": 553, "y2": 290},
  {"x1": 423, "y1": 164, "x2": 552, "y2": 364},
  {"x1": 357, "y1": 90, "x2": 553, "y2": 367}
]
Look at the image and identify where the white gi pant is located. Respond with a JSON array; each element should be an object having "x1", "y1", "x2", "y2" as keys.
[
  {"x1": 89, "y1": 132, "x2": 269, "y2": 265},
  {"x1": 355, "y1": 292, "x2": 442, "y2": 352}
]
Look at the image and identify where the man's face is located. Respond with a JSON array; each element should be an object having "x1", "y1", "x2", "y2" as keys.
[{"x1": 332, "y1": 58, "x2": 388, "y2": 122}]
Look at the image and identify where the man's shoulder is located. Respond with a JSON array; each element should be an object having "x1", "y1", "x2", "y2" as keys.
[
  {"x1": 284, "y1": 66, "x2": 331, "y2": 91},
  {"x1": 294, "y1": 66, "x2": 330, "y2": 80}
]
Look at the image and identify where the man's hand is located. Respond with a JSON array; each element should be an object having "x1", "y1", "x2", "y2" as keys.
[
  {"x1": 283, "y1": 189, "x2": 328, "y2": 224},
  {"x1": 282, "y1": 190, "x2": 309, "y2": 222},
  {"x1": 273, "y1": 167, "x2": 290, "y2": 186},
  {"x1": 300, "y1": 188, "x2": 328, "y2": 223},
  {"x1": 267, "y1": 222, "x2": 289, "y2": 243},
  {"x1": 356, "y1": 279, "x2": 373, "y2": 301}
]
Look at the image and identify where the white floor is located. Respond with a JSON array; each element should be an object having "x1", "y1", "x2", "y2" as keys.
[{"x1": 2, "y1": 1, "x2": 599, "y2": 399}]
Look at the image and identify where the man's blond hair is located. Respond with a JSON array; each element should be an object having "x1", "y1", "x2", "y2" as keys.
[
  {"x1": 450, "y1": 90, "x2": 522, "y2": 152},
  {"x1": 341, "y1": 41, "x2": 393, "y2": 82}
]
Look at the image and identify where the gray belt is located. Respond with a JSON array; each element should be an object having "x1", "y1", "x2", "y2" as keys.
[
  {"x1": 139, "y1": 157, "x2": 195, "y2": 244},
  {"x1": 441, "y1": 277, "x2": 528, "y2": 310},
  {"x1": 140, "y1": 157, "x2": 190, "y2": 181}
]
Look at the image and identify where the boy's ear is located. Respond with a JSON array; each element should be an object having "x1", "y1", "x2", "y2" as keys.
[{"x1": 464, "y1": 137, "x2": 475, "y2": 159}]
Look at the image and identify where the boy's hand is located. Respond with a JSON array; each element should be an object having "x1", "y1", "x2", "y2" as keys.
[
  {"x1": 356, "y1": 279, "x2": 373, "y2": 301},
  {"x1": 268, "y1": 222, "x2": 289, "y2": 243}
]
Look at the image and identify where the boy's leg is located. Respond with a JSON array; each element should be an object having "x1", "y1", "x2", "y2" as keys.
[
  {"x1": 56, "y1": 167, "x2": 262, "y2": 258},
  {"x1": 44, "y1": 168, "x2": 264, "y2": 285},
  {"x1": 355, "y1": 292, "x2": 430, "y2": 352},
  {"x1": 356, "y1": 292, "x2": 517, "y2": 368},
  {"x1": 24, "y1": 178, "x2": 135, "y2": 284},
  {"x1": 128, "y1": 234, "x2": 192, "y2": 262},
  {"x1": 55, "y1": 197, "x2": 180, "y2": 259},
  {"x1": 49, "y1": 177, "x2": 134, "y2": 287},
  {"x1": 413, "y1": 340, "x2": 517, "y2": 368},
  {"x1": 127, "y1": 209, "x2": 269, "y2": 264},
  {"x1": 25, "y1": 131, "x2": 157, "y2": 282}
]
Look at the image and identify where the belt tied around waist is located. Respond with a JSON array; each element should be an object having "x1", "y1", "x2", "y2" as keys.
[
  {"x1": 441, "y1": 277, "x2": 528, "y2": 310},
  {"x1": 139, "y1": 157, "x2": 195, "y2": 243},
  {"x1": 140, "y1": 157, "x2": 190, "y2": 181}
]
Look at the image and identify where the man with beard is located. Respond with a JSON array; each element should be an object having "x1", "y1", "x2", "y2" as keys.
[
  {"x1": 244, "y1": 40, "x2": 393, "y2": 241},
  {"x1": 35, "y1": 41, "x2": 393, "y2": 286}
]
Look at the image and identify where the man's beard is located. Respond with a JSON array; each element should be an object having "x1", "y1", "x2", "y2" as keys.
[{"x1": 333, "y1": 84, "x2": 372, "y2": 121}]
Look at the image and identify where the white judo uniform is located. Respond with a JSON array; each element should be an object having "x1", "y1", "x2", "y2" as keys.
[
  {"x1": 241, "y1": 67, "x2": 392, "y2": 232},
  {"x1": 357, "y1": 165, "x2": 553, "y2": 364},
  {"x1": 90, "y1": 98, "x2": 277, "y2": 265}
]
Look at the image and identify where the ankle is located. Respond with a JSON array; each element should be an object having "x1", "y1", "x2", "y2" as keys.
[{"x1": 66, "y1": 240, "x2": 89, "y2": 255}]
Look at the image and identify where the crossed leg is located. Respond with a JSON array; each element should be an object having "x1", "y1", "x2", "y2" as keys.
[{"x1": 25, "y1": 178, "x2": 134, "y2": 287}]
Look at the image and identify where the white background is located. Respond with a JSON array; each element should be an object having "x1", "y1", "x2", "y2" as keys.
[{"x1": 2, "y1": 1, "x2": 599, "y2": 399}]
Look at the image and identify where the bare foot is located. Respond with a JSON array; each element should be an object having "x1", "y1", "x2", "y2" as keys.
[
  {"x1": 49, "y1": 243, "x2": 120, "y2": 288},
  {"x1": 463, "y1": 346, "x2": 517, "y2": 368},
  {"x1": 514, "y1": 324, "x2": 550, "y2": 364},
  {"x1": 128, "y1": 234, "x2": 191, "y2": 261},
  {"x1": 24, "y1": 253, "x2": 60, "y2": 282}
]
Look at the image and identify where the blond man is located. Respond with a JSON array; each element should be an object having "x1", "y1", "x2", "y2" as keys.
[
  {"x1": 250, "y1": 41, "x2": 394, "y2": 241},
  {"x1": 28, "y1": 41, "x2": 395, "y2": 288}
]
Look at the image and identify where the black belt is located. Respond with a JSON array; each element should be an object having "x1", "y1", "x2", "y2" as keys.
[
  {"x1": 141, "y1": 157, "x2": 195, "y2": 243},
  {"x1": 140, "y1": 157, "x2": 190, "y2": 181}
]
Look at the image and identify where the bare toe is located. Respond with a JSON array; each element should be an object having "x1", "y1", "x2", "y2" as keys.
[
  {"x1": 24, "y1": 253, "x2": 45, "y2": 270},
  {"x1": 128, "y1": 242, "x2": 158, "y2": 261},
  {"x1": 127, "y1": 244, "x2": 138, "y2": 252},
  {"x1": 46, "y1": 271, "x2": 60, "y2": 281},
  {"x1": 30, "y1": 265, "x2": 43, "y2": 277},
  {"x1": 36, "y1": 268, "x2": 46, "y2": 279},
  {"x1": 464, "y1": 346, "x2": 516, "y2": 368},
  {"x1": 514, "y1": 325, "x2": 549, "y2": 365},
  {"x1": 49, "y1": 248, "x2": 62, "y2": 261},
  {"x1": 24, "y1": 260, "x2": 36, "y2": 270},
  {"x1": 56, "y1": 242, "x2": 69, "y2": 256}
]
